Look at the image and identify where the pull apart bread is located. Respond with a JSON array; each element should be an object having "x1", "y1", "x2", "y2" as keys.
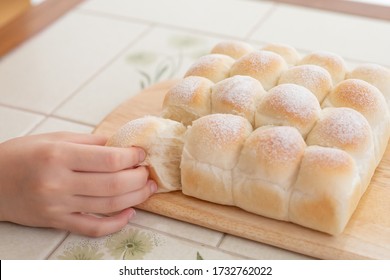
[{"x1": 106, "y1": 41, "x2": 390, "y2": 235}]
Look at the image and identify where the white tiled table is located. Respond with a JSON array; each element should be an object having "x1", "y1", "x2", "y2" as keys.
[{"x1": 0, "y1": 0, "x2": 389, "y2": 260}]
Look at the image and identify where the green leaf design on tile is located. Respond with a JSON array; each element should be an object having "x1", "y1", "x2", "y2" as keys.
[
  {"x1": 106, "y1": 228, "x2": 154, "y2": 260},
  {"x1": 56, "y1": 244, "x2": 104, "y2": 260},
  {"x1": 134, "y1": 55, "x2": 182, "y2": 89},
  {"x1": 127, "y1": 51, "x2": 157, "y2": 65},
  {"x1": 168, "y1": 35, "x2": 204, "y2": 49},
  {"x1": 137, "y1": 69, "x2": 152, "y2": 89},
  {"x1": 196, "y1": 252, "x2": 204, "y2": 260}
]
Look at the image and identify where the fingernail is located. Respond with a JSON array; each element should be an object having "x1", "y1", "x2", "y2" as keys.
[
  {"x1": 138, "y1": 148, "x2": 146, "y2": 163},
  {"x1": 149, "y1": 180, "x2": 158, "y2": 193}
]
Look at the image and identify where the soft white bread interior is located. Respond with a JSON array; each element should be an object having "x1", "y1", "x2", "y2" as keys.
[
  {"x1": 181, "y1": 114, "x2": 253, "y2": 205},
  {"x1": 278, "y1": 64, "x2": 332, "y2": 102},
  {"x1": 233, "y1": 126, "x2": 306, "y2": 220},
  {"x1": 289, "y1": 145, "x2": 361, "y2": 235},
  {"x1": 255, "y1": 83, "x2": 322, "y2": 138},
  {"x1": 211, "y1": 40, "x2": 254, "y2": 59},
  {"x1": 211, "y1": 75, "x2": 266, "y2": 126},
  {"x1": 261, "y1": 43, "x2": 301, "y2": 66},
  {"x1": 230, "y1": 50, "x2": 288, "y2": 90},
  {"x1": 184, "y1": 54, "x2": 235, "y2": 83},
  {"x1": 298, "y1": 51, "x2": 347, "y2": 85},
  {"x1": 162, "y1": 76, "x2": 214, "y2": 126},
  {"x1": 106, "y1": 116, "x2": 186, "y2": 193}
]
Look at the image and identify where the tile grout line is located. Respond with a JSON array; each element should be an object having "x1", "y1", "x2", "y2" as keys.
[
  {"x1": 216, "y1": 233, "x2": 226, "y2": 248},
  {"x1": 243, "y1": 2, "x2": 279, "y2": 40},
  {"x1": 41, "y1": 114, "x2": 95, "y2": 128},
  {"x1": 76, "y1": 8, "x2": 251, "y2": 41},
  {"x1": 127, "y1": 221, "x2": 254, "y2": 260},
  {"x1": 47, "y1": 23, "x2": 157, "y2": 120},
  {"x1": 0, "y1": 102, "x2": 47, "y2": 117},
  {"x1": 44, "y1": 232, "x2": 71, "y2": 260},
  {"x1": 0, "y1": 99, "x2": 101, "y2": 127},
  {"x1": 77, "y1": 6, "x2": 390, "y2": 68}
]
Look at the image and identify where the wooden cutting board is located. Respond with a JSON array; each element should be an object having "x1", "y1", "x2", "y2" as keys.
[{"x1": 94, "y1": 80, "x2": 390, "y2": 260}]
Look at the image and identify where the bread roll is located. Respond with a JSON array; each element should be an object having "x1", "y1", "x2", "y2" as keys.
[
  {"x1": 106, "y1": 116, "x2": 186, "y2": 193},
  {"x1": 211, "y1": 75, "x2": 266, "y2": 126},
  {"x1": 278, "y1": 64, "x2": 332, "y2": 102},
  {"x1": 255, "y1": 83, "x2": 321, "y2": 137},
  {"x1": 184, "y1": 54, "x2": 235, "y2": 83},
  {"x1": 162, "y1": 76, "x2": 214, "y2": 126},
  {"x1": 261, "y1": 43, "x2": 301, "y2": 66},
  {"x1": 298, "y1": 51, "x2": 347, "y2": 85},
  {"x1": 230, "y1": 50, "x2": 288, "y2": 90},
  {"x1": 346, "y1": 63, "x2": 390, "y2": 104},
  {"x1": 289, "y1": 146, "x2": 361, "y2": 235},
  {"x1": 211, "y1": 40, "x2": 254, "y2": 59},
  {"x1": 233, "y1": 126, "x2": 306, "y2": 220},
  {"x1": 323, "y1": 79, "x2": 390, "y2": 162},
  {"x1": 107, "y1": 41, "x2": 390, "y2": 236},
  {"x1": 306, "y1": 107, "x2": 376, "y2": 193},
  {"x1": 181, "y1": 114, "x2": 253, "y2": 205}
]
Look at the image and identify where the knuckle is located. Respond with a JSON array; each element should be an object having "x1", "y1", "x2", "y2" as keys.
[
  {"x1": 33, "y1": 175, "x2": 58, "y2": 197},
  {"x1": 38, "y1": 142, "x2": 63, "y2": 165},
  {"x1": 104, "y1": 151, "x2": 123, "y2": 171}
]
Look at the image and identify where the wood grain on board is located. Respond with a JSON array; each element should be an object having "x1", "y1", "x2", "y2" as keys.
[{"x1": 94, "y1": 80, "x2": 390, "y2": 260}]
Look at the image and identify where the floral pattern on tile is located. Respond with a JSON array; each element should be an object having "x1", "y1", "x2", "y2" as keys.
[
  {"x1": 53, "y1": 28, "x2": 219, "y2": 126},
  {"x1": 125, "y1": 34, "x2": 210, "y2": 89},
  {"x1": 54, "y1": 227, "x2": 164, "y2": 260},
  {"x1": 50, "y1": 223, "x2": 241, "y2": 260},
  {"x1": 105, "y1": 228, "x2": 160, "y2": 260},
  {"x1": 57, "y1": 243, "x2": 104, "y2": 260}
]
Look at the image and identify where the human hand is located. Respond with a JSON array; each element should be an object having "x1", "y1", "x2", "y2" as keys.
[{"x1": 0, "y1": 132, "x2": 156, "y2": 237}]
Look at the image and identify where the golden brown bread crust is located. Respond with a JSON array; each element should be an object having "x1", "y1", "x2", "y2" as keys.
[
  {"x1": 298, "y1": 51, "x2": 347, "y2": 85},
  {"x1": 181, "y1": 114, "x2": 252, "y2": 205},
  {"x1": 346, "y1": 63, "x2": 390, "y2": 103},
  {"x1": 184, "y1": 54, "x2": 235, "y2": 83},
  {"x1": 289, "y1": 146, "x2": 361, "y2": 235},
  {"x1": 306, "y1": 107, "x2": 377, "y2": 194},
  {"x1": 255, "y1": 83, "x2": 321, "y2": 137},
  {"x1": 278, "y1": 64, "x2": 332, "y2": 102},
  {"x1": 211, "y1": 40, "x2": 254, "y2": 59},
  {"x1": 211, "y1": 75, "x2": 266, "y2": 126},
  {"x1": 234, "y1": 126, "x2": 306, "y2": 220},
  {"x1": 325, "y1": 79, "x2": 388, "y2": 124},
  {"x1": 306, "y1": 107, "x2": 372, "y2": 157},
  {"x1": 230, "y1": 50, "x2": 288, "y2": 90},
  {"x1": 261, "y1": 43, "x2": 301, "y2": 66},
  {"x1": 162, "y1": 76, "x2": 214, "y2": 126},
  {"x1": 108, "y1": 41, "x2": 390, "y2": 235},
  {"x1": 182, "y1": 114, "x2": 252, "y2": 169}
]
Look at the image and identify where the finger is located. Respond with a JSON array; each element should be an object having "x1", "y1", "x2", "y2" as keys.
[
  {"x1": 71, "y1": 166, "x2": 149, "y2": 196},
  {"x1": 63, "y1": 143, "x2": 146, "y2": 172},
  {"x1": 64, "y1": 208, "x2": 136, "y2": 237},
  {"x1": 72, "y1": 180, "x2": 157, "y2": 214}
]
